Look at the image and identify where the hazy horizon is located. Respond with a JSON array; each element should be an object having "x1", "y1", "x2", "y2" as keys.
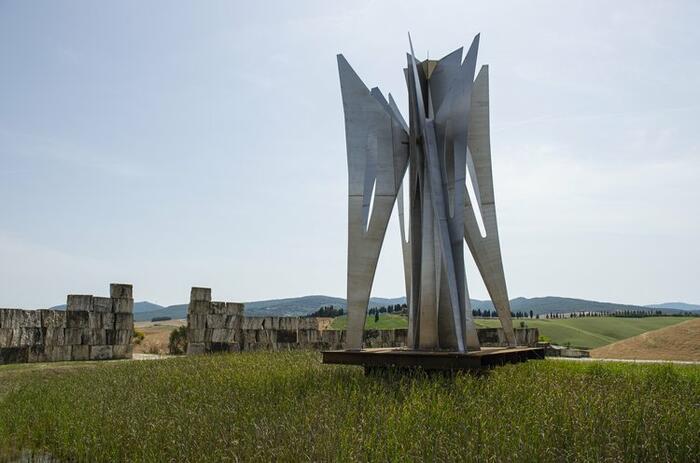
[{"x1": 2, "y1": 1, "x2": 699, "y2": 308}]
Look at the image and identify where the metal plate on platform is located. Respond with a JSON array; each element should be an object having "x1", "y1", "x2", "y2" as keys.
[{"x1": 321, "y1": 347, "x2": 545, "y2": 371}]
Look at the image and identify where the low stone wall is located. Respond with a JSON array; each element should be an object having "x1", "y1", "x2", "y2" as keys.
[
  {"x1": 184, "y1": 288, "x2": 539, "y2": 354},
  {"x1": 186, "y1": 287, "x2": 244, "y2": 355},
  {"x1": 0, "y1": 283, "x2": 134, "y2": 365},
  {"x1": 477, "y1": 327, "x2": 539, "y2": 347}
]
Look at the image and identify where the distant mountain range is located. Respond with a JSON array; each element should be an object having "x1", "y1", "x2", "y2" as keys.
[
  {"x1": 645, "y1": 302, "x2": 700, "y2": 312},
  {"x1": 50, "y1": 295, "x2": 697, "y2": 322}
]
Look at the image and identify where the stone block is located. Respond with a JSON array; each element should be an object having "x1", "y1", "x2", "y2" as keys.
[
  {"x1": 89, "y1": 345, "x2": 113, "y2": 360},
  {"x1": 209, "y1": 301, "x2": 227, "y2": 314},
  {"x1": 71, "y1": 345, "x2": 90, "y2": 361},
  {"x1": 208, "y1": 342, "x2": 240, "y2": 353},
  {"x1": 110, "y1": 283, "x2": 133, "y2": 299},
  {"x1": 224, "y1": 315, "x2": 242, "y2": 330},
  {"x1": 187, "y1": 314, "x2": 207, "y2": 330},
  {"x1": 67, "y1": 295, "x2": 93, "y2": 312},
  {"x1": 113, "y1": 298, "x2": 134, "y2": 314},
  {"x1": 279, "y1": 317, "x2": 300, "y2": 331},
  {"x1": 92, "y1": 296, "x2": 113, "y2": 313},
  {"x1": 210, "y1": 329, "x2": 236, "y2": 343},
  {"x1": 187, "y1": 342, "x2": 206, "y2": 355},
  {"x1": 187, "y1": 328, "x2": 205, "y2": 344},
  {"x1": 40, "y1": 310, "x2": 66, "y2": 329},
  {"x1": 190, "y1": 287, "x2": 211, "y2": 302},
  {"x1": 188, "y1": 300, "x2": 210, "y2": 315},
  {"x1": 242, "y1": 317, "x2": 264, "y2": 330},
  {"x1": 225, "y1": 302, "x2": 244, "y2": 316},
  {"x1": 298, "y1": 318, "x2": 318, "y2": 330},
  {"x1": 1, "y1": 347, "x2": 28, "y2": 364},
  {"x1": 18, "y1": 327, "x2": 42, "y2": 346},
  {"x1": 66, "y1": 311, "x2": 89, "y2": 329},
  {"x1": 107, "y1": 329, "x2": 132, "y2": 345},
  {"x1": 28, "y1": 345, "x2": 46, "y2": 363},
  {"x1": 45, "y1": 345, "x2": 72, "y2": 362},
  {"x1": 0, "y1": 328, "x2": 13, "y2": 346},
  {"x1": 64, "y1": 328, "x2": 88, "y2": 345},
  {"x1": 88, "y1": 312, "x2": 114, "y2": 330},
  {"x1": 44, "y1": 328, "x2": 65, "y2": 346},
  {"x1": 114, "y1": 313, "x2": 134, "y2": 330},
  {"x1": 206, "y1": 314, "x2": 227, "y2": 329},
  {"x1": 90, "y1": 329, "x2": 107, "y2": 345},
  {"x1": 112, "y1": 344, "x2": 133, "y2": 359}
]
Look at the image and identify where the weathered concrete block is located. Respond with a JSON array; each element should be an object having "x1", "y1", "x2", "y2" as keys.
[
  {"x1": 187, "y1": 342, "x2": 206, "y2": 355},
  {"x1": 210, "y1": 329, "x2": 236, "y2": 343},
  {"x1": 89, "y1": 345, "x2": 113, "y2": 360},
  {"x1": 1, "y1": 347, "x2": 28, "y2": 364},
  {"x1": 188, "y1": 300, "x2": 210, "y2": 315},
  {"x1": 40, "y1": 309, "x2": 66, "y2": 328},
  {"x1": 92, "y1": 296, "x2": 113, "y2": 313},
  {"x1": 242, "y1": 317, "x2": 264, "y2": 330},
  {"x1": 225, "y1": 302, "x2": 244, "y2": 316},
  {"x1": 190, "y1": 287, "x2": 211, "y2": 302},
  {"x1": 209, "y1": 301, "x2": 227, "y2": 314},
  {"x1": 28, "y1": 345, "x2": 46, "y2": 363},
  {"x1": 71, "y1": 345, "x2": 90, "y2": 361},
  {"x1": 224, "y1": 315, "x2": 242, "y2": 330},
  {"x1": 0, "y1": 309, "x2": 41, "y2": 328},
  {"x1": 112, "y1": 344, "x2": 133, "y2": 359},
  {"x1": 19, "y1": 327, "x2": 42, "y2": 346},
  {"x1": 45, "y1": 345, "x2": 72, "y2": 362},
  {"x1": 66, "y1": 311, "x2": 89, "y2": 329},
  {"x1": 64, "y1": 328, "x2": 88, "y2": 345},
  {"x1": 112, "y1": 298, "x2": 134, "y2": 314},
  {"x1": 67, "y1": 295, "x2": 93, "y2": 312},
  {"x1": 187, "y1": 314, "x2": 207, "y2": 330},
  {"x1": 107, "y1": 329, "x2": 132, "y2": 345},
  {"x1": 114, "y1": 313, "x2": 133, "y2": 330},
  {"x1": 44, "y1": 328, "x2": 65, "y2": 346},
  {"x1": 89, "y1": 329, "x2": 107, "y2": 345},
  {"x1": 208, "y1": 342, "x2": 240, "y2": 353},
  {"x1": 187, "y1": 329, "x2": 205, "y2": 344},
  {"x1": 0, "y1": 328, "x2": 13, "y2": 346},
  {"x1": 279, "y1": 317, "x2": 300, "y2": 331},
  {"x1": 110, "y1": 283, "x2": 133, "y2": 299},
  {"x1": 206, "y1": 314, "x2": 227, "y2": 329}
]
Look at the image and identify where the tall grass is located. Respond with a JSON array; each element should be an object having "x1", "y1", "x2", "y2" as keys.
[{"x1": 1, "y1": 352, "x2": 698, "y2": 462}]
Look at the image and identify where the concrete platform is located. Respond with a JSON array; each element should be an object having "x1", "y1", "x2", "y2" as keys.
[{"x1": 322, "y1": 346, "x2": 545, "y2": 372}]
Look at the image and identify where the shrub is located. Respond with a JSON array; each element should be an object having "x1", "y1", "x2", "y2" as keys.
[
  {"x1": 132, "y1": 329, "x2": 145, "y2": 345},
  {"x1": 168, "y1": 326, "x2": 188, "y2": 355}
]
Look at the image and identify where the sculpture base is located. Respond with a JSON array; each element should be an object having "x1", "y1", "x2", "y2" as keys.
[{"x1": 321, "y1": 346, "x2": 545, "y2": 373}]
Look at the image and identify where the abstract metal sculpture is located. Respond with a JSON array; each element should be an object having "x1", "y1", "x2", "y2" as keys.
[{"x1": 338, "y1": 34, "x2": 516, "y2": 352}]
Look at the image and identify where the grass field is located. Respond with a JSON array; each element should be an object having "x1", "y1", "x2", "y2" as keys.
[
  {"x1": 591, "y1": 318, "x2": 700, "y2": 361},
  {"x1": 330, "y1": 313, "x2": 408, "y2": 330},
  {"x1": 475, "y1": 317, "x2": 695, "y2": 349},
  {"x1": 1, "y1": 352, "x2": 698, "y2": 462},
  {"x1": 331, "y1": 315, "x2": 694, "y2": 350}
]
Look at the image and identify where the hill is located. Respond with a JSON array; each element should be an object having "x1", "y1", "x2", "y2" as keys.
[
  {"x1": 476, "y1": 317, "x2": 694, "y2": 349},
  {"x1": 590, "y1": 318, "x2": 700, "y2": 361},
  {"x1": 48, "y1": 294, "x2": 694, "y2": 322},
  {"x1": 645, "y1": 302, "x2": 700, "y2": 312}
]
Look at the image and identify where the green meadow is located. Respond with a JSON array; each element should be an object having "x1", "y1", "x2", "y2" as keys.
[
  {"x1": 331, "y1": 314, "x2": 694, "y2": 349},
  {"x1": 1, "y1": 351, "x2": 698, "y2": 462}
]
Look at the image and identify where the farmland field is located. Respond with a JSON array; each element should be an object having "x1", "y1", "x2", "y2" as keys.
[
  {"x1": 475, "y1": 317, "x2": 695, "y2": 349},
  {"x1": 330, "y1": 315, "x2": 695, "y2": 350},
  {"x1": 1, "y1": 352, "x2": 698, "y2": 462}
]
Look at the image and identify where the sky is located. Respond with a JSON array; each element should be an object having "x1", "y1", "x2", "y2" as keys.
[{"x1": 1, "y1": 0, "x2": 699, "y2": 308}]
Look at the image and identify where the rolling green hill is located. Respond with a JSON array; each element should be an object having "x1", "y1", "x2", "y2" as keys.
[
  {"x1": 330, "y1": 315, "x2": 695, "y2": 350},
  {"x1": 475, "y1": 317, "x2": 694, "y2": 349}
]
